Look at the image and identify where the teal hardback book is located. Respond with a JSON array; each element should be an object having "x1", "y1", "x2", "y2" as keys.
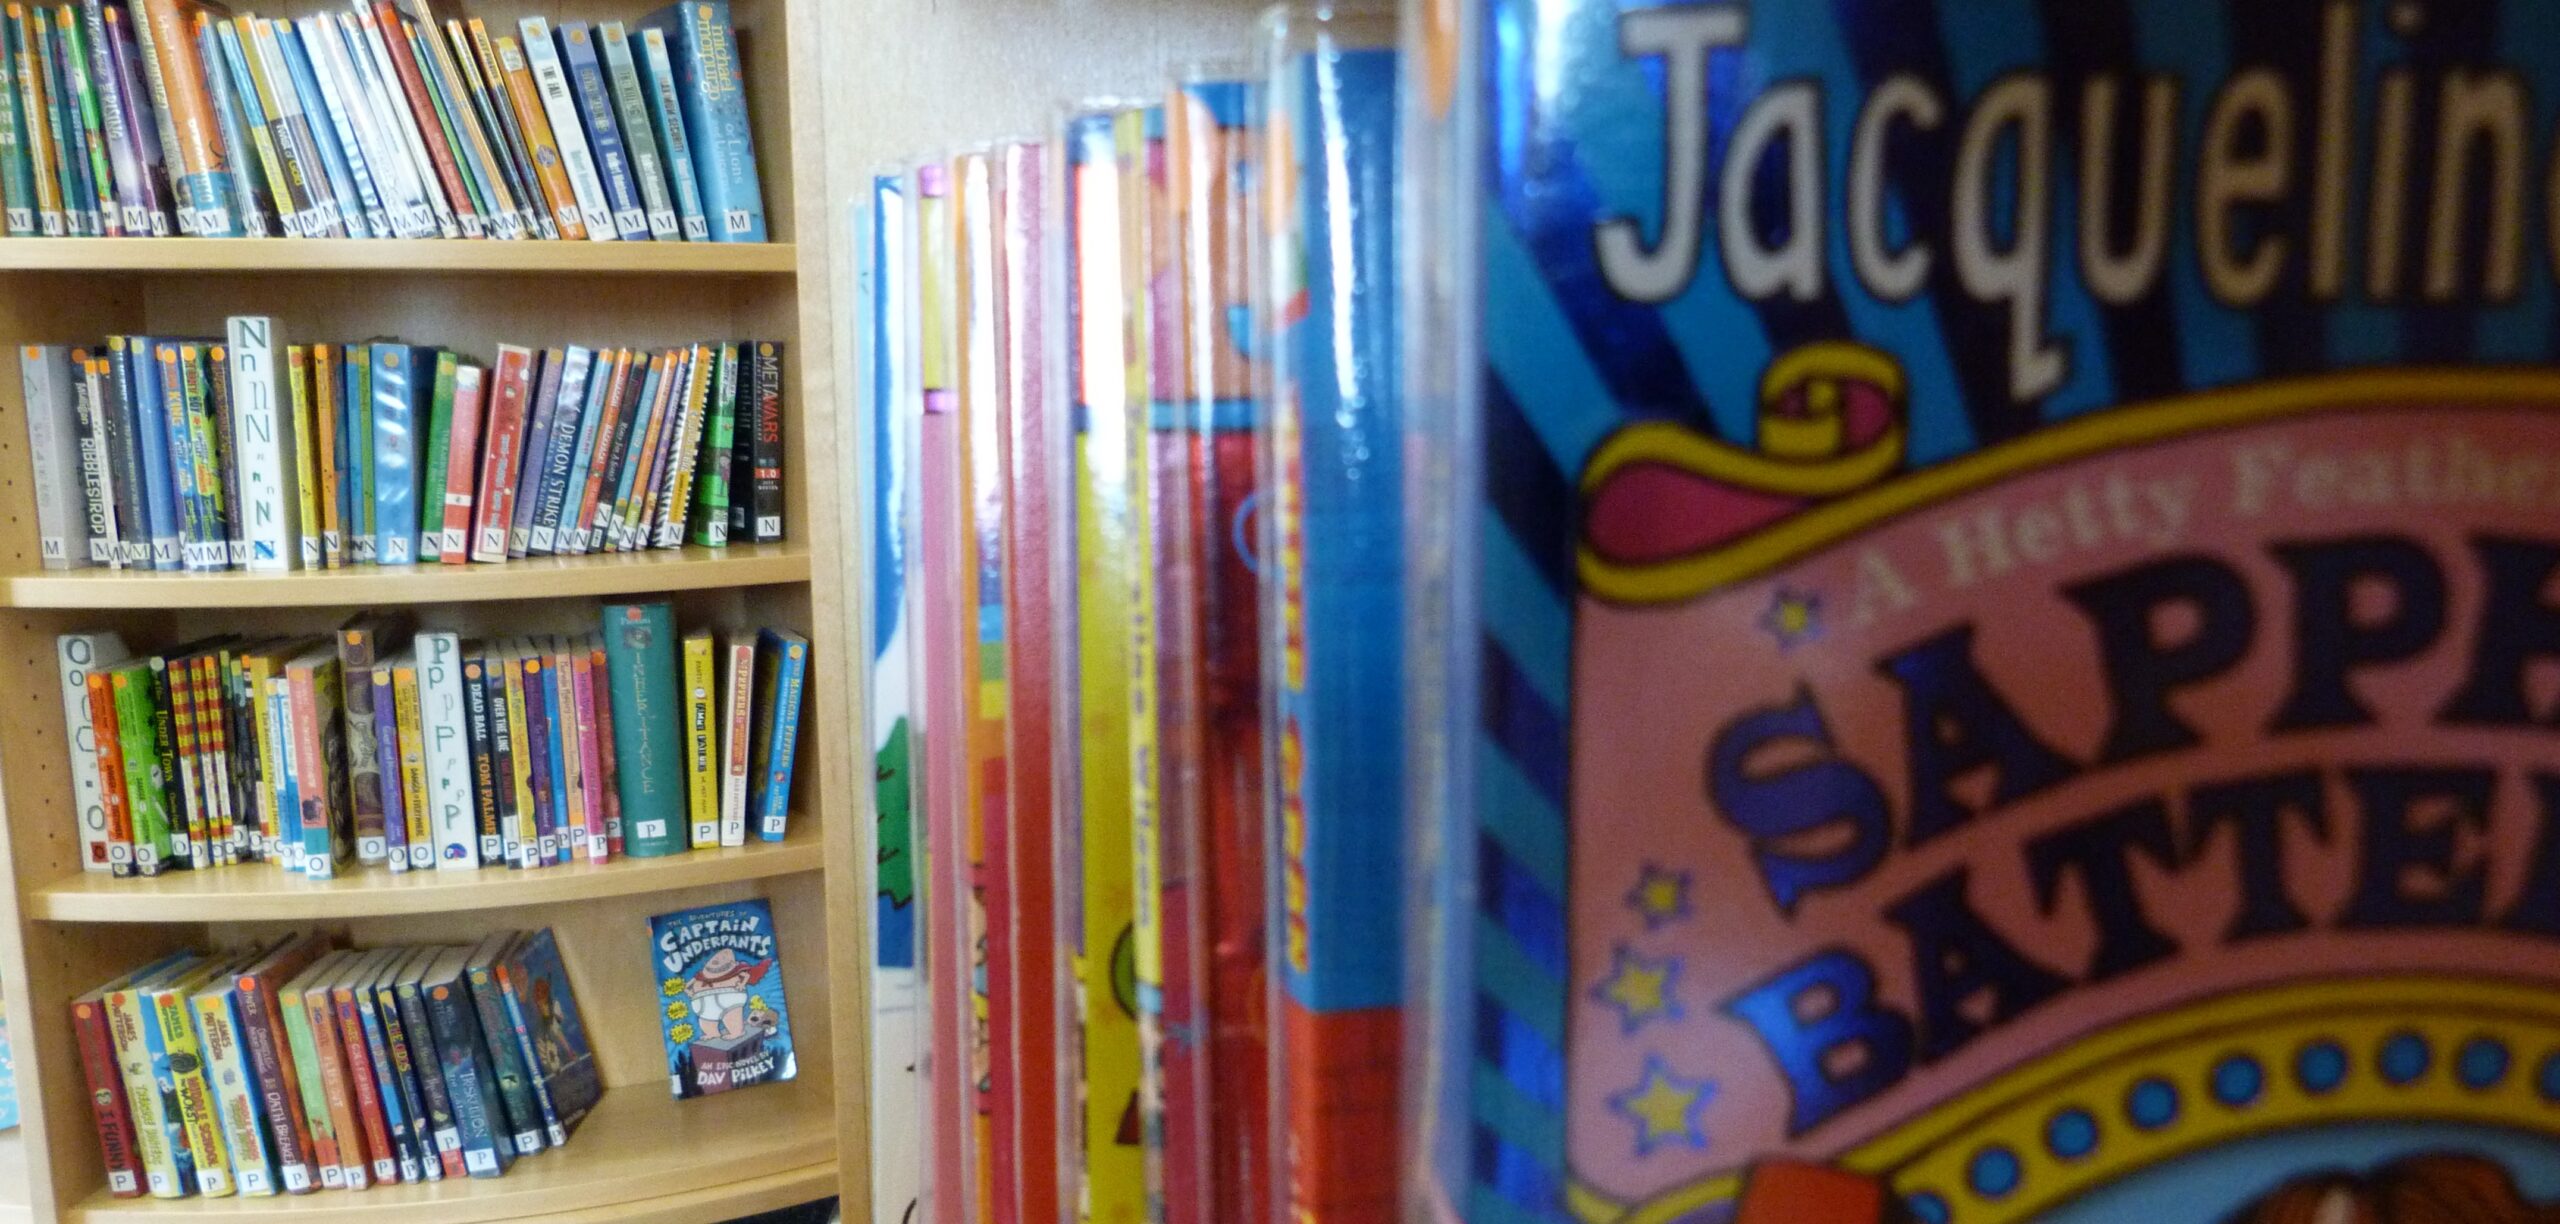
[{"x1": 600, "y1": 602, "x2": 686, "y2": 856}]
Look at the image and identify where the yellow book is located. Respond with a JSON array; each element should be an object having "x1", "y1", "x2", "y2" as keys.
[
  {"x1": 225, "y1": 16, "x2": 299, "y2": 233},
  {"x1": 150, "y1": 955, "x2": 240, "y2": 1197},
  {"x1": 241, "y1": 649, "x2": 280, "y2": 857},
  {"x1": 682, "y1": 627, "x2": 717, "y2": 848},
  {"x1": 552, "y1": 643, "x2": 589, "y2": 858},
  {"x1": 392, "y1": 655, "x2": 430, "y2": 866},
  {"x1": 502, "y1": 643, "x2": 535, "y2": 867},
  {"x1": 284, "y1": 347, "x2": 321, "y2": 569}
]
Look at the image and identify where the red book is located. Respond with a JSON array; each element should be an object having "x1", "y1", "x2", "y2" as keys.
[
  {"x1": 589, "y1": 642, "x2": 622, "y2": 853},
  {"x1": 472, "y1": 346, "x2": 535, "y2": 563},
  {"x1": 368, "y1": 2, "x2": 478, "y2": 234},
  {"x1": 87, "y1": 671, "x2": 133, "y2": 877},
  {"x1": 70, "y1": 991, "x2": 146, "y2": 1196},
  {"x1": 301, "y1": 967, "x2": 369, "y2": 1189},
  {"x1": 331, "y1": 963, "x2": 399, "y2": 1185},
  {"x1": 563, "y1": 350, "x2": 628, "y2": 555},
  {"x1": 439, "y1": 363, "x2": 488, "y2": 565},
  {"x1": 571, "y1": 648, "x2": 609, "y2": 859},
  {"x1": 234, "y1": 937, "x2": 331, "y2": 1194},
  {"x1": 996, "y1": 140, "x2": 1063, "y2": 1224}
]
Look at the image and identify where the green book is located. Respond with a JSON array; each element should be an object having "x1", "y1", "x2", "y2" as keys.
[
  {"x1": 347, "y1": 346, "x2": 375, "y2": 564},
  {"x1": 53, "y1": 6, "x2": 110, "y2": 235},
  {"x1": 600, "y1": 602, "x2": 686, "y2": 856},
  {"x1": 419, "y1": 351, "x2": 459, "y2": 562},
  {"x1": 688, "y1": 343, "x2": 736, "y2": 547},
  {"x1": 109, "y1": 661, "x2": 174, "y2": 874},
  {"x1": 275, "y1": 950, "x2": 350, "y2": 1190},
  {"x1": 0, "y1": 12, "x2": 32, "y2": 235}
]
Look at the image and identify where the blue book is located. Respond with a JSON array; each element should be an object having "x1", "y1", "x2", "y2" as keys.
[
  {"x1": 267, "y1": 679, "x2": 298, "y2": 865},
  {"x1": 134, "y1": 958, "x2": 207, "y2": 1193},
  {"x1": 650, "y1": 899, "x2": 795, "y2": 1095},
  {"x1": 529, "y1": 348, "x2": 594, "y2": 554},
  {"x1": 344, "y1": 347, "x2": 373, "y2": 563},
  {"x1": 0, "y1": 1006, "x2": 17, "y2": 1130},
  {"x1": 211, "y1": 22, "x2": 278, "y2": 231},
  {"x1": 370, "y1": 343, "x2": 421, "y2": 565},
  {"x1": 122, "y1": 338, "x2": 181, "y2": 571},
  {"x1": 194, "y1": 18, "x2": 268, "y2": 238},
  {"x1": 497, "y1": 927, "x2": 600, "y2": 1140},
  {"x1": 347, "y1": 954, "x2": 419, "y2": 1182},
  {"x1": 420, "y1": 947, "x2": 513, "y2": 1177},
  {"x1": 636, "y1": 2, "x2": 761, "y2": 241},
  {"x1": 550, "y1": 352, "x2": 614, "y2": 555},
  {"x1": 510, "y1": 352, "x2": 566, "y2": 557},
  {"x1": 277, "y1": 23, "x2": 368, "y2": 239},
  {"x1": 606, "y1": 356, "x2": 668, "y2": 547},
  {"x1": 149, "y1": 343, "x2": 208, "y2": 571},
  {"x1": 522, "y1": 652, "x2": 558, "y2": 865},
  {"x1": 634, "y1": 27, "x2": 706, "y2": 241},
  {"x1": 542, "y1": 654, "x2": 572, "y2": 864},
  {"x1": 751, "y1": 627, "x2": 805, "y2": 841},
  {"x1": 553, "y1": 23, "x2": 648, "y2": 241}
]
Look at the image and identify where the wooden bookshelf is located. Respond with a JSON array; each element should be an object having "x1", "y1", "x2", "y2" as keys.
[{"x1": 0, "y1": 0, "x2": 848, "y2": 1219}]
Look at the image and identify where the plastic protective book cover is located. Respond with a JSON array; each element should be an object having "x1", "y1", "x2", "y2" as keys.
[
  {"x1": 992, "y1": 138, "x2": 1063, "y2": 1224},
  {"x1": 1260, "y1": 18, "x2": 1402, "y2": 1221},
  {"x1": 1403, "y1": 1, "x2": 2560, "y2": 1222},
  {"x1": 0, "y1": 1005, "x2": 15, "y2": 1131},
  {"x1": 1167, "y1": 76, "x2": 1271, "y2": 1224},
  {"x1": 501, "y1": 927, "x2": 601, "y2": 1138},
  {"x1": 651, "y1": 898, "x2": 794, "y2": 1097},
  {"x1": 913, "y1": 156, "x2": 976, "y2": 1222},
  {"x1": 858, "y1": 170, "x2": 926, "y2": 1224},
  {"x1": 953, "y1": 148, "x2": 1014, "y2": 1222},
  {"x1": 1065, "y1": 105, "x2": 1146, "y2": 1224}
]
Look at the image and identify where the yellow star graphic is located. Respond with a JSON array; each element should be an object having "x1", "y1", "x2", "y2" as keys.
[
  {"x1": 1593, "y1": 946, "x2": 1679, "y2": 1032},
  {"x1": 1772, "y1": 595, "x2": 1815, "y2": 637},
  {"x1": 1610, "y1": 1057, "x2": 1713, "y2": 1154},
  {"x1": 1628, "y1": 865, "x2": 1690, "y2": 930}
]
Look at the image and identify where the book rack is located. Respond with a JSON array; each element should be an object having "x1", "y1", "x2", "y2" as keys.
[{"x1": 0, "y1": 0, "x2": 846, "y2": 1218}]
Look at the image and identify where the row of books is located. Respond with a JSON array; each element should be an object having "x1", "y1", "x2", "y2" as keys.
[
  {"x1": 18, "y1": 321, "x2": 787, "y2": 572},
  {"x1": 51, "y1": 602, "x2": 810, "y2": 879},
  {"x1": 72, "y1": 928, "x2": 598, "y2": 1199},
  {"x1": 856, "y1": 21, "x2": 1400, "y2": 1224},
  {"x1": 0, "y1": 0, "x2": 766, "y2": 241}
]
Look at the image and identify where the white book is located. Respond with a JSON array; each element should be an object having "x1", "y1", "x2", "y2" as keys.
[
  {"x1": 298, "y1": 16, "x2": 390, "y2": 238},
  {"x1": 327, "y1": 12, "x2": 437, "y2": 239},
  {"x1": 225, "y1": 317, "x2": 302, "y2": 572},
  {"x1": 19, "y1": 345, "x2": 91, "y2": 569},
  {"x1": 57, "y1": 633, "x2": 130, "y2": 873},
  {"x1": 246, "y1": 22, "x2": 338, "y2": 238},
  {"x1": 417, "y1": 632, "x2": 479, "y2": 869},
  {"x1": 517, "y1": 17, "x2": 616, "y2": 241},
  {"x1": 718, "y1": 636, "x2": 753, "y2": 847},
  {"x1": 656, "y1": 349, "x2": 710, "y2": 548},
  {"x1": 72, "y1": 354, "x2": 118, "y2": 567},
  {"x1": 351, "y1": 5, "x2": 464, "y2": 238}
]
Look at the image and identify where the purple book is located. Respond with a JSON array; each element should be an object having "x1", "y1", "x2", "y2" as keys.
[
  {"x1": 373, "y1": 667, "x2": 406, "y2": 870},
  {"x1": 521, "y1": 652, "x2": 557, "y2": 868},
  {"x1": 508, "y1": 353, "x2": 567, "y2": 559}
]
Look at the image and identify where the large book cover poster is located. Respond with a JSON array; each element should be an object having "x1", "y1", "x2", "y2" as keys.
[
  {"x1": 1420, "y1": 1, "x2": 2560, "y2": 1222},
  {"x1": 651, "y1": 898, "x2": 794, "y2": 1098}
]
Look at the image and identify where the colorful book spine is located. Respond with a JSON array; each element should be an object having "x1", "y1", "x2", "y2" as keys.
[
  {"x1": 338, "y1": 617, "x2": 391, "y2": 865},
  {"x1": 491, "y1": 32, "x2": 578, "y2": 238},
  {"x1": 421, "y1": 948, "x2": 512, "y2": 1176},
  {"x1": 370, "y1": 343, "x2": 419, "y2": 564},
  {"x1": 745, "y1": 340, "x2": 782, "y2": 541},
  {"x1": 419, "y1": 630, "x2": 477, "y2": 870},
  {"x1": 0, "y1": 9, "x2": 34, "y2": 236},
  {"x1": 464, "y1": 935, "x2": 546, "y2": 1154},
  {"x1": 514, "y1": 16, "x2": 609, "y2": 241},
  {"x1": 449, "y1": 18, "x2": 545, "y2": 241},
  {"x1": 189, "y1": 979, "x2": 277, "y2": 1195},
  {"x1": 299, "y1": 959, "x2": 368, "y2": 1189},
  {"x1": 13, "y1": 6, "x2": 65, "y2": 236},
  {"x1": 596, "y1": 21, "x2": 673, "y2": 240},
  {"x1": 520, "y1": 652, "x2": 557, "y2": 863},
  {"x1": 507, "y1": 348, "x2": 563, "y2": 556},
  {"x1": 637, "y1": 1, "x2": 759, "y2": 240},
  {"x1": 71, "y1": 981, "x2": 148, "y2": 1196},
  {"x1": 753, "y1": 627, "x2": 805, "y2": 841},
  {"x1": 57, "y1": 631, "x2": 128, "y2": 872},
  {"x1": 235, "y1": 938, "x2": 327, "y2": 1194},
  {"x1": 553, "y1": 21, "x2": 643, "y2": 241},
  {"x1": 363, "y1": 952, "x2": 437, "y2": 1182},
  {"x1": 570, "y1": 648, "x2": 609, "y2": 858},
  {"x1": 135, "y1": 0, "x2": 235, "y2": 233},
  {"x1": 392, "y1": 653, "x2": 432, "y2": 871},
  {"x1": 390, "y1": 957, "x2": 466, "y2": 1180},
  {"x1": 529, "y1": 346, "x2": 593, "y2": 553},
  {"x1": 635, "y1": 25, "x2": 703, "y2": 241},
  {"x1": 277, "y1": 955, "x2": 347, "y2": 1187},
  {"x1": 471, "y1": 345, "x2": 532, "y2": 563},
  {"x1": 414, "y1": 349, "x2": 455, "y2": 560},
  {"x1": 463, "y1": 653, "x2": 501, "y2": 863},
  {"x1": 85, "y1": 663, "x2": 135, "y2": 878},
  {"x1": 718, "y1": 634, "x2": 751, "y2": 846},
  {"x1": 601, "y1": 602, "x2": 685, "y2": 856},
  {"x1": 682, "y1": 627, "x2": 716, "y2": 848},
  {"x1": 440, "y1": 362, "x2": 485, "y2": 563},
  {"x1": 139, "y1": 963, "x2": 219, "y2": 1195},
  {"x1": 365, "y1": 1, "x2": 473, "y2": 236},
  {"x1": 72, "y1": 348, "x2": 121, "y2": 566},
  {"x1": 332, "y1": 953, "x2": 405, "y2": 1184},
  {"x1": 344, "y1": 343, "x2": 375, "y2": 563}
]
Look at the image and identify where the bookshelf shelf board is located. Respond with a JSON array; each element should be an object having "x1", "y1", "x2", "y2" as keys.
[
  {"x1": 0, "y1": 238, "x2": 797, "y2": 277},
  {"x1": 0, "y1": 544, "x2": 810, "y2": 609},
  {"x1": 67, "y1": 1084, "x2": 832, "y2": 1224},
  {"x1": 31, "y1": 837, "x2": 821, "y2": 923}
]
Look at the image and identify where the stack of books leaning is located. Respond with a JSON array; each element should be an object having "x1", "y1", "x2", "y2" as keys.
[
  {"x1": 0, "y1": 0, "x2": 766, "y2": 241},
  {"x1": 51, "y1": 601, "x2": 810, "y2": 879},
  {"x1": 71, "y1": 928, "x2": 599, "y2": 1199},
  {"x1": 18, "y1": 319, "x2": 786, "y2": 572}
]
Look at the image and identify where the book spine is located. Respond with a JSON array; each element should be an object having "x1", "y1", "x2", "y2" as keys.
[
  {"x1": 627, "y1": 347, "x2": 690, "y2": 550},
  {"x1": 752, "y1": 634, "x2": 798, "y2": 840},
  {"x1": 235, "y1": 973, "x2": 319, "y2": 1193},
  {"x1": 227, "y1": 317, "x2": 294, "y2": 571},
  {"x1": 338, "y1": 626, "x2": 387, "y2": 865},
  {"x1": 367, "y1": 1, "x2": 473, "y2": 235},
  {"x1": 493, "y1": 960, "x2": 569, "y2": 1144},
  {"x1": 345, "y1": 344, "x2": 374, "y2": 563},
  {"x1": 237, "y1": 18, "x2": 317, "y2": 236},
  {"x1": 516, "y1": 16, "x2": 608, "y2": 240},
  {"x1": 158, "y1": 345, "x2": 209, "y2": 571},
  {"x1": 159, "y1": 659, "x2": 203, "y2": 870},
  {"x1": 301, "y1": 980, "x2": 368, "y2": 1189},
  {"x1": 689, "y1": 342, "x2": 736, "y2": 546},
  {"x1": 602, "y1": 602, "x2": 685, "y2": 855},
  {"x1": 35, "y1": 10, "x2": 94, "y2": 235},
  {"x1": 58, "y1": 632, "x2": 123, "y2": 871},
  {"x1": 101, "y1": 3, "x2": 170, "y2": 234},
  {"x1": 439, "y1": 362, "x2": 485, "y2": 563},
  {"x1": 58, "y1": 7, "x2": 116, "y2": 233},
  {"x1": 263, "y1": 676, "x2": 299, "y2": 871},
  {"x1": 107, "y1": 669, "x2": 166, "y2": 873},
  {"x1": 147, "y1": 659, "x2": 192, "y2": 865},
  {"x1": 507, "y1": 348, "x2": 562, "y2": 557},
  {"x1": 498, "y1": 648, "x2": 531, "y2": 867},
  {"x1": 149, "y1": 985, "x2": 231, "y2": 1196},
  {"x1": 683, "y1": 632, "x2": 715, "y2": 848},
  {"x1": 589, "y1": 641, "x2": 623, "y2": 852},
  {"x1": 206, "y1": 344, "x2": 246, "y2": 568},
  {"x1": 521, "y1": 652, "x2": 556, "y2": 864},
  {"x1": 86, "y1": 671, "x2": 134, "y2": 876},
  {"x1": 483, "y1": 652, "x2": 517, "y2": 865},
  {"x1": 123, "y1": 338, "x2": 178, "y2": 570},
  {"x1": 286, "y1": 663, "x2": 329, "y2": 875},
  {"x1": 644, "y1": 1, "x2": 760, "y2": 241},
  {"x1": 748, "y1": 341, "x2": 783, "y2": 540},
  {"x1": 420, "y1": 630, "x2": 477, "y2": 869},
  {"x1": 390, "y1": 979, "x2": 465, "y2": 1179},
  {"x1": 408, "y1": 8, "x2": 517, "y2": 238},
  {"x1": 604, "y1": 351, "x2": 670, "y2": 550},
  {"x1": 297, "y1": 16, "x2": 392, "y2": 237},
  {"x1": 726, "y1": 343, "x2": 753, "y2": 541},
  {"x1": 721, "y1": 635, "x2": 747, "y2": 845},
  {"x1": 443, "y1": 17, "x2": 539, "y2": 239},
  {"x1": 194, "y1": 14, "x2": 268, "y2": 237},
  {"x1": 136, "y1": 0, "x2": 235, "y2": 233},
  {"x1": 555, "y1": 22, "x2": 640, "y2": 239},
  {"x1": 277, "y1": 21, "x2": 369, "y2": 237},
  {"x1": 371, "y1": 344, "x2": 418, "y2": 565},
  {"x1": 654, "y1": 343, "x2": 712, "y2": 548},
  {"x1": 423, "y1": 972, "x2": 507, "y2": 1176},
  {"x1": 598, "y1": 22, "x2": 673, "y2": 239},
  {"x1": 566, "y1": 350, "x2": 632, "y2": 553},
  {"x1": 71, "y1": 995, "x2": 146, "y2": 1197},
  {"x1": 462, "y1": 654, "x2": 500, "y2": 863},
  {"x1": 180, "y1": 345, "x2": 228, "y2": 571},
  {"x1": 528, "y1": 347, "x2": 592, "y2": 554},
  {"x1": 0, "y1": 10, "x2": 34, "y2": 235},
  {"x1": 191, "y1": 989, "x2": 277, "y2": 1195},
  {"x1": 13, "y1": 7, "x2": 65, "y2": 236},
  {"x1": 470, "y1": 345, "x2": 532, "y2": 563},
  {"x1": 345, "y1": 9, "x2": 446, "y2": 238},
  {"x1": 101, "y1": 342, "x2": 147, "y2": 568},
  {"x1": 310, "y1": 344, "x2": 341, "y2": 567},
  {"x1": 102, "y1": 985, "x2": 180, "y2": 1196},
  {"x1": 372, "y1": 668, "x2": 404, "y2": 872},
  {"x1": 391, "y1": 660, "x2": 430, "y2": 873},
  {"x1": 274, "y1": 976, "x2": 338, "y2": 1187},
  {"x1": 415, "y1": 351, "x2": 454, "y2": 563},
  {"x1": 21, "y1": 345, "x2": 83, "y2": 569},
  {"x1": 464, "y1": 960, "x2": 545, "y2": 1153},
  {"x1": 368, "y1": 973, "x2": 437, "y2": 1181},
  {"x1": 492, "y1": 32, "x2": 578, "y2": 238},
  {"x1": 571, "y1": 648, "x2": 608, "y2": 859},
  {"x1": 551, "y1": 649, "x2": 584, "y2": 862},
  {"x1": 283, "y1": 346, "x2": 320, "y2": 566},
  {"x1": 341, "y1": 981, "x2": 411, "y2": 1183},
  {"x1": 72, "y1": 351, "x2": 119, "y2": 566}
]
